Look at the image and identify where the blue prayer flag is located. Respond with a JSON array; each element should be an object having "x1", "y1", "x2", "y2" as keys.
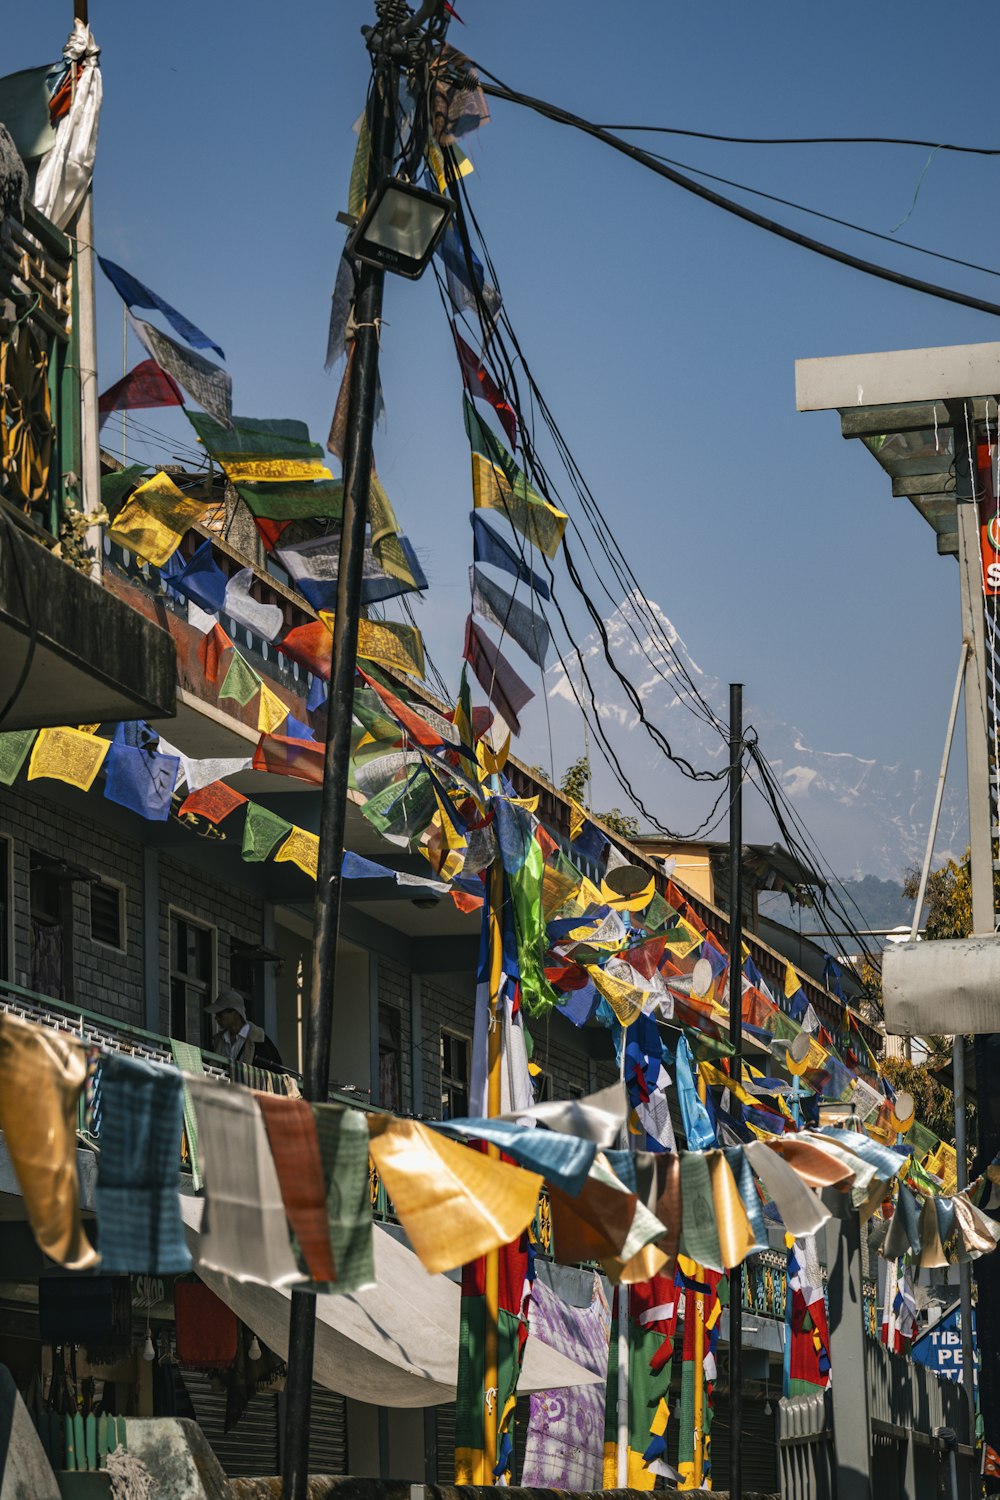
[
  {"x1": 103, "y1": 730, "x2": 180, "y2": 821},
  {"x1": 285, "y1": 714, "x2": 315, "y2": 742},
  {"x1": 99, "y1": 257, "x2": 225, "y2": 359},
  {"x1": 471, "y1": 513, "x2": 551, "y2": 600},
  {"x1": 171, "y1": 539, "x2": 228, "y2": 615}
]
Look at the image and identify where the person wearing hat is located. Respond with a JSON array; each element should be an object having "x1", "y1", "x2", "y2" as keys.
[{"x1": 206, "y1": 989, "x2": 283, "y2": 1071}]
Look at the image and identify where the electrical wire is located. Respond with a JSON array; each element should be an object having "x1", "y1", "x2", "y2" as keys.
[
  {"x1": 591, "y1": 124, "x2": 1000, "y2": 155},
  {"x1": 470, "y1": 66, "x2": 1000, "y2": 320}
]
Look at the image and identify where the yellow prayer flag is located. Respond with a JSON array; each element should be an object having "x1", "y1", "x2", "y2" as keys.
[
  {"x1": 784, "y1": 962, "x2": 803, "y2": 1000},
  {"x1": 257, "y1": 682, "x2": 290, "y2": 735},
  {"x1": 470, "y1": 450, "x2": 568, "y2": 559},
  {"x1": 107, "y1": 471, "x2": 210, "y2": 566},
  {"x1": 662, "y1": 915, "x2": 703, "y2": 959},
  {"x1": 274, "y1": 826, "x2": 319, "y2": 880},
  {"x1": 366, "y1": 1117, "x2": 541, "y2": 1275},
  {"x1": 28, "y1": 728, "x2": 110, "y2": 792},
  {"x1": 569, "y1": 799, "x2": 587, "y2": 841},
  {"x1": 707, "y1": 1150, "x2": 757, "y2": 1267},
  {"x1": 220, "y1": 457, "x2": 333, "y2": 484},
  {"x1": 587, "y1": 964, "x2": 643, "y2": 1027},
  {"x1": 320, "y1": 613, "x2": 425, "y2": 680}
]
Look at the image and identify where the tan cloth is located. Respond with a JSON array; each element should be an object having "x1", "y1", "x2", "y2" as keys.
[{"x1": 0, "y1": 1014, "x2": 97, "y2": 1268}]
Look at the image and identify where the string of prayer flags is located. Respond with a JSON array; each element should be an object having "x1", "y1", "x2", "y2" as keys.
[
  {"x1": 107, "y1": 469, "x2": 210, "y2": 567},
  {"x1": 0, "y1": 1014, "x2": 98, "y2": 1269},
  {"x1": 274, "y1": 826, "x2": 320, "y2": 880},
  {"x1": 436, "y1": 219, "x2": 501, "y2": 323},
  {"x1": 784, "y1": 963, "x2": 810, "y2": 1023},
  {"x1": 677, "y1": 1271, "x2": 725, "y2": 1488},
  {"x1": 171, "y1": 539, "x2": 229, "y2": 614},
  {"x1": 98, "y1": 358, "x2": 184, "y2": 429},
  {"x1": 242, "y1": 803, "x2": 294, "y2": 862},
  {"x1": 225, "y1": 567, "x2": 285, "y2": 641},
  {"x1": 472, "y1": 512, "x2": 550, "y2": 599},
  {"x1": 366, "y1": 1116, "x2": 542, "y2": 1275},
  {"x1": 470, "y1": 566, "x2": 551, "y2": 669},
  {"x1": 129, "y1": 311, "x2": 232, "y2": 430},
  {"x1": 219, "y1": 650, "x2": 262, "y2": 707},
  {"x1": 463, "y1": 616, "x2": 534, "y2": 735},
  {"x1": 452, "y1": 326, "x2": 517, "y2": 449},
  {"x1": 178, "y1": 780, "x2": 248, "y2": 824},
  {"x1": 276, "y1": 531, "x2": 428, "y2": 611},
  {"x1": 464, "y1": 395, "x2": 567, "y2": 558},
  {"x1": 98, "y1": 256, "x2": 225, "y2": 359},
  {"x1": 28, "y1": 726, "x2": 109, "y2": 792},
  {"x1": 198, "y1": 622, "x2": 232, "y2": 684},
  {"x1": 0, "y1": 728, "x2": 37, "y2": 786}
]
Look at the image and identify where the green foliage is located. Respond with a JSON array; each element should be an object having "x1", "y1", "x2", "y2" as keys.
[
  {"x1": 902, "y1": 852, "x2": 973, "y2": 941},
  {"x1": 560, "y1": 755, "x2": 589, "y2": 806},
  {"x1": 598, "y1": 808, "x2": 640, "y2": 839}
]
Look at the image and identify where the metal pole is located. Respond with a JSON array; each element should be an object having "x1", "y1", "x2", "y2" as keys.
[
  {"x1": 951, "y1": 401, "x2": 992, "y2": 1450},
  {"x1": 728, "y1": 682, "x2": 744, "y2": 1500},
  {"x1": 616, "y1": 1037, "x2": 629, "y2": 1487},
  {"x1": 482, "y1": 853, "x2": 503, "y2": 1483},
  {"x1": 280, "y1": 35, "x2": 397, "y2": 1500}
]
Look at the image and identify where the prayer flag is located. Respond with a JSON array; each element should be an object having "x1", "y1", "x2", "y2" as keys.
[
  {"x1": 274, "y1": 826, "x2": 320, "y2": 880},
  {"x1": 452, "y1": 326, "x2": 516, "y2": 448},
  {"x1": 242, "y1": 803, "x2": 293, "y2": 862},
  {"x1": 108, "y1": 469, "x2": 210, "y2": 567},
  {"x1": 436, "y1": 220, "x2": 501, "y2": 323},
  {"x1": 277, "y1": 619, "x2": 333, "y2": 680},
  {"x1": 178, "y1": 780, "x2": 248, "y2": 824},
  {"x1": 317, "y1": 612, "x2": 425, "y2": 680},
  {"x1": 257, "y1": 682, "x2": 289, "y2": 735},
  {"x1": 234, "y1": 480, "x2": 344, "y2": 521},
  {"x1": 101, "y1": 463, "x2": 148, "y2": 515},
  {"x1": 256, "y1": 1096, "x2": 336, "y2": 1284},
  {"x1": 199, "y1": 622, "x2": 233, "y2": 684},
  {"x1": 324, "y1": 250, "x2": 355, "y2": 371},
  {"x1": 311, "y1": 1104, "x2": 376, "y2": 1293},
  {"x1": 277, "y1": 531, "x2": 427, "y2": 609},
  {"x1": 224, "y1": 567, "x2": 285, "y2": 642},
  {"x1": 464, "y1": 396, "x2": 567, "y2": 558},
  {"x1": 455, "y1": 1232, "x2": 532, "y2": 1484},
  {"x1": 471, "y1": 565, "x2": 550, "y2": 668},
  {"x1": 98, "y1": 358, "x2": 184, "y2": 428},
  {"x1": 252, "y1": 733, "x2": 325, "y2": 786},
  {"x1": 0, "y1": 729, "x2": 37, "y2": 785},
  {"x1": 785, "y1": 1236, "x2": 831, "y2": 1395},
  {"x1": 186, "y1": 411, "x2": 324, "y2": 463},
  {"x1": 99, "y1": 257, "x2": 225, "y2": 358},
  {"x1": 128, "y1": 311, "x2": 232, "y2": 430},
  {"x1": 219, "y1": 651, "x2": 262, "y2": 707},
  {"x1": 171, "y1": 539, "x2": 228, "y2": 614},
  {"x1": 462, "y1": 616, "x2": 534, "y2": 735},
  {"x1": 603, "y1": 1276, "x2": 680, "y2": 1489},
  {"x1": 522, "y1": 1271, "x2": 610, "y2": 1490},
  {"x1": 472, "y1": 513, "x2": 550, "y2": 599},
  {"x1": 28, "y1": 727, "x2": 109, "y2": 792},
  {"x1": 103, "y1": 734, "x2": 180, "y2": 821},
  {"x1": 285, "y1": 714, "x2": 315, "y2": 742},
  {"x1": 254, "y1": 517, "x2": 293, "y2": 550}
]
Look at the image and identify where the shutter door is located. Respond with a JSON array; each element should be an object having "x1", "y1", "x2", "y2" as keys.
[
  {"x1": 308, "y1": 1385, "x2": 348, "y2": 1475},
  {"x1": 709, "y1": 1393, "x2": 779, "y2": 1494},
  {"x1": 434, "y1": 1402, "x2": 457, "y2": 1483},
  {"x1": 512, "y1": 1392, "x2": 533, "y2": 1483},
  {"x1": 181, "y1": 1370, "x2": 280, "y2": 1478}
]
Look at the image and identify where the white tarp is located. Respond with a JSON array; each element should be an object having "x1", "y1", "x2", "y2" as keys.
[{"x1": 179, "y1": 1195, "x2": 601, "y2": 1407}]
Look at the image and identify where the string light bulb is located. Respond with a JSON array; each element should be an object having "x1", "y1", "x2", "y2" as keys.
[{"x1": 248, "y1": 1335, "x2": 262, "y2": 1362}]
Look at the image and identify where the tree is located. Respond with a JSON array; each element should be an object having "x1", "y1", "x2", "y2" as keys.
[
  {"x1": 560, "y1": 755, "x2": 590, "y2": 807},
  {"x1": 902, "y1": 852, "x2": 972, "y2": 940},
  {"x1": 598, "y1": 808, "x2": 640, "y2": 839},
  {"x1": 881, "y1": 1054, "x2": 975, "y2": 1147}
]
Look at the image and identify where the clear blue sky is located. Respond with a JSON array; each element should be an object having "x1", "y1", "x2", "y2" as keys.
[{"x1": 8, "y1": 1, "x2": 998, "y2": 870}]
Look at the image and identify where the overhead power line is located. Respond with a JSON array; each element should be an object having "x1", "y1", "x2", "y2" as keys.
[
  {"x1": 471, "y1": 66, "x2": 1000, "y2": 319},
  {"x1": 592, "y1": 125, "x2": 1000, "y2": 155}
]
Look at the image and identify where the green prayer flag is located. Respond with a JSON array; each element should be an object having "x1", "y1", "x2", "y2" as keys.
[
  {"x1": 361, "y1": 768, "x2": 437, "y2": 842},
  {"x1": 101, "y1": 463, "x2": 148, "y2": 514},
  {"x1": 311, "y1": 1104, "x2": 375, "y2": 1294},
  {"x1": 464, "y1": 395, "x2": 567, "y2": 558},
  {"x1": 678, "y1": 1152, "x2": 724, "y2": 1270},
  {"x1": 186, "y1": 411, "x2": 323, "y2": 461},
  {"x1": 170, "y1": 1040, "x2": 205, "y2": 1191},
  {"x1": 234, "y1": 479, "x2": 344, "y2": 521},
  {"x1": 348, "y1": 110, "x2": 372, "y2": 221},
  {"x1": 219, "y1": 650, "x2": 262, "y2": 707},
  {"x1": 242, "y1": 802, "x2": 293, "y2": 862},
  {"x1": 0, "y1": 729, "x2": 37, "y2": 785},
  {"x1": 908, "y1": 1120, "x2": 939, "y2": 1156}
]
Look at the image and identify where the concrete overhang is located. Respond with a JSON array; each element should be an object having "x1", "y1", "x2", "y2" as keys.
[{"x1": 0, "y1": 525, "x2": 176, "y2": 729}]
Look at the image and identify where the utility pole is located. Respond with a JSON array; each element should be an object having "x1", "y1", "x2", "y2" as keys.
[
  {"x1": 71, "y1": 0, "x2": 101, "y2": 574},
  {"x1": 727, "y1": 682, "x2": 744, "y2": 1500},
  {"x1": 280, "y1": 11, "x2": 399, "y2": 1497},
  {"x1": 951, "y1": 401, "x2": 990, "y2": 1451}
]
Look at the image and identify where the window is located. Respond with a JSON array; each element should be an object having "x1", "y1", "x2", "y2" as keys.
[
  {"x1": 0, "y1": 836, "x2": 11, "y2": 983},
  {"x1": 440, "y1": 1030, "x2": 470, "y2": 1119},
  {"x1": 532, "y1": 1070, "x2": 553, "y2": 1103},
  {"x1": 90, "y1": 879, "x2": 125, "y2": 951},
  {"x1": 378, "y1": 1003, "x2": 402, "y2": 1112},
  {"x1": 29, "y1": 851, "x2": 67, "y2": 1000},
  {"x1": 169, "y1": 913, "x2": 215, "y2": 1045}
]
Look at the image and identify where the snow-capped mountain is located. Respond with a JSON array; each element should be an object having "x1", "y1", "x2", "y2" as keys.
[{"x1": 544, "y1": 591, "x2": 966, "y2": 882}]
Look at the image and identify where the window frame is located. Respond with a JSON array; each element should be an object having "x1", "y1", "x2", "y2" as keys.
[
  {"x1": 168, "y1": 907, "x2": 218, "y2": 1046},
  {"x1": 439, "y1": 1027, "x2": 471, "y2": 1120},
  {"x1": 0, "y1": 835, "x2": 12, "y2": 984},
  {"x1": 89, "y1": 877, "x2": 127, "y2": 954}
]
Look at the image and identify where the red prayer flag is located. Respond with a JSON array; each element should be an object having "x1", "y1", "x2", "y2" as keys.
[
  {"x1": 198, "y1": 622, "x2": 233, "y2": 684},
  {"x1": 97, "y1": 358, "x2": 184, "y2": 429},
  {"x1": 452, "y1": 326, "x2": 517, "y2": 449},
  {"x1": 178, "y1": 780, "x2": 248, "y2": 824},
  {"x1": 462, "y1": 615, "x2": 533, "y2": 736},
  {"x1": 254, "y1": 517, "x2": 294, "y2": 551},
  {"x1": 357, "y1": 667, "x2": 444, "y2": 749},
  {"x1": 277, "y1": 619, "x2": 332, "y2": 680},
  {"x1": 252, "y1": 733, "x2": 325, "y2": 785},
  {"x1": 452, "y1": 888, "x2": 484, "y2": 913},
  {"x1": 256, "y1": 1095, "x2": 337, "y2": 1284}
]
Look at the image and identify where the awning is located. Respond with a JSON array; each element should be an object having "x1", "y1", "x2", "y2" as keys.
[{"x1": 179, "y1": 1195, "x2": 602, "y2": 1407}]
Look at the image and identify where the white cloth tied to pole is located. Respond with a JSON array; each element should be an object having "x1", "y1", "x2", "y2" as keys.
[
  {"x1": 185, "y1": 1077, "x2": 304, "y2": 1289},
  {"x1": 32, "y1": 22, "x2": 102, "y2": 229}
]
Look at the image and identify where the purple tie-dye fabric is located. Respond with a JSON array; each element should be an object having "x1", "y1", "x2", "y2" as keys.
[{"x1": 521, "y1": 1273, "x2": 611, "y2": 1488}]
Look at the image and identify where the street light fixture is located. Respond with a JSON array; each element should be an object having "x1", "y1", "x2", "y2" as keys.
[{"x1": 348, "y1": 177, "x2": 453, "y2": 279}]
